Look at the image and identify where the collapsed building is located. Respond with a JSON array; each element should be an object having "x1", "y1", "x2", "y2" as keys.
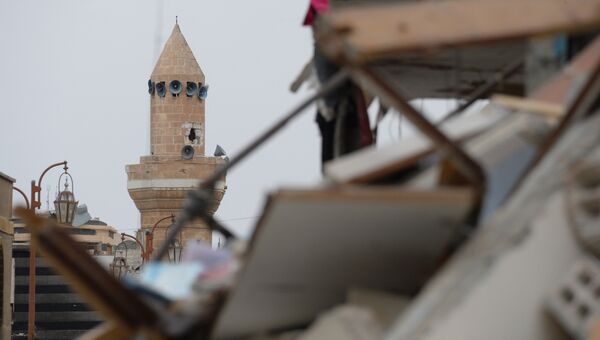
[{"x1": 14, "y1": 0, "x2": 600, "y2": 339}]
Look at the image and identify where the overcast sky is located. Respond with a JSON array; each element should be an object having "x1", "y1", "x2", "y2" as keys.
[{"x1": 0, "y1": 0, "x2": 460, "y2": 240}]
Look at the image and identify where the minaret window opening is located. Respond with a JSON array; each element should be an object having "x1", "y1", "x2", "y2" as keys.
[
  {"x1": 188, "y1": 128, "x2": 196, "y2": 142},
  {"x1": 182, "y1": 122, "x2": 203, "y2": 146}
]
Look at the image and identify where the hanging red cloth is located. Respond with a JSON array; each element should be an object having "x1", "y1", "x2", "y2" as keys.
[
  {"x1": 303, "y1": 0, "x2": 330, "y2": 26},
  {"x1": 354, "y1": 87, "x2": 375, "y2": 148}
]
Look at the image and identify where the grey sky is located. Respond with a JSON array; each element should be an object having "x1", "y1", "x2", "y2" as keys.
[
  {"x1": 0, "y1": 1, "x2": 465, "y2": 239},
  {"x1": 0, "y1": 0, "x2": 319, "y2": 237}
]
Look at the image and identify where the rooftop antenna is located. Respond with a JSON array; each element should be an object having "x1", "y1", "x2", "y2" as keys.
[{"x1": 176, "y1": 16, "x2": 178, "y2": 24}]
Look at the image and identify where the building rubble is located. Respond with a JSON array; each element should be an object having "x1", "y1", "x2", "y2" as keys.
[{"x1": 10, "y1": 0, "x2": 600, "y2": 339}]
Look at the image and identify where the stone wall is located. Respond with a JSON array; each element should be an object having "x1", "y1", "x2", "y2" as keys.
[{"x1": 0, "y1": 172, "x2": 14, "y2": 219}]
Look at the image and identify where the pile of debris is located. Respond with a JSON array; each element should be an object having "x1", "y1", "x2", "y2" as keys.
[{"x1": 16, "y1": 0, "x2": 600, "y2": 339}]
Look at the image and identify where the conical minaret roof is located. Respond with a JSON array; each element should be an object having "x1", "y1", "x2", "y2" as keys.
[{"x1": 151, "y1": 24, "x2": 204, "y2": 78}]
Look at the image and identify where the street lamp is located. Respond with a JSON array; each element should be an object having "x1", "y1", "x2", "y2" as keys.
[
  {"x1": 165, "y1": 223, "x2": 183, "y2": 263},
  {"x1": 12, "y1": 187, "x2": 30, "y2": 210},
  {"x1": 168, "y1": 239, "x2": 183, "y2": 263},
  {"x1": 25, "y1": 161, "x2": 70, "y2": 340},
  {"x1": 120, "y1": 233, "x2": 147, "y2": 267},
  {"x1": 145, "y1": 214, "x2": 175, "y2": 260},
  {"x1": 54, "y1": 172, "x2": 78, "y2": 225}
]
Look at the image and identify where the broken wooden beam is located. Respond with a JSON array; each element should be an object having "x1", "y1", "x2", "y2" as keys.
[
  {"x1": 491, "y1": 94, "x2": 564, "y2": 119},
  {"x1": 318, "y1": 0, "x2": 600, "y2": 63}
]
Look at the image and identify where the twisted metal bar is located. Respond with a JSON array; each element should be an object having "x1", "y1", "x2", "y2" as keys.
[
  {"x1": 439, "y1": 59, "x2": 524, "y2": 123},
  {"x1": 153, "y1": 70, "x2": 350, "y2": 261}
]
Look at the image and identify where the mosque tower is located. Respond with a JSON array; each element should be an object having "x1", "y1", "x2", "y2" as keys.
[{"x1": 126, "y1": 23, "x2": 226, "y2": 249}]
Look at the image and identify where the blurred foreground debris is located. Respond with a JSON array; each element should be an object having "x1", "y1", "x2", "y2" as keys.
[{"x1": 13, "y1": 0, "x2": 600, "y2": 339}]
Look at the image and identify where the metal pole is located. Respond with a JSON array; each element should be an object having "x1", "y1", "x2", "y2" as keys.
[
  {"x1": 147, "y1": 215, "x2": 175, "y2": 259},
  {"x1": 12, "y1": 186, "x2": 30, "y2": 210},
  {"x1": 121, "y1": 233, "x2": 146, "y2": 264},
  {"x1": 153, "y1": 70, "x2": 350, "y2": 261},
  {"x1": 27, "y1": 180, "x2": 36, "y2": 340},
  {"x1": 27, "y1": 160, "x2": 67, "y2": 340}
]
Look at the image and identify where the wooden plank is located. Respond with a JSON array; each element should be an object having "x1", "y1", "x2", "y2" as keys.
[
  {"x1": 324, "y1": 106, "x2": 508, "y2": 184},
  {"x1": 318, "y1": 0, "x2": 600, "y2": 63},
  {"x1": 590, "y1": 318, "x2": 600, "y2": 340},
  {"x1": 407, "y1": 37, "x2": 600, "y2": 212},
  {"x1": 409, "y1": 34, "x2": 600, "y2": 218},
  {"x1": 385, "y1": 97, "x2": 600, "y2": 340},
  {"x1": 290, "y1": 42, "x2": 525, "y2": 99},
  {"x1": 14, "y1": 209, "x2": 158, "y2": 332},
  {"x1": 213, "y1": 187, "x2": 473, "y2": 339},
  {"x1": 531, "y1": 35, "x2": 600, "y2": 105},
  {"x1": 368, "y1": 42, "x2": 526, "y2": 99},
  {"x1": 78, "y1": 322, "x2": 134, "y2": 340},
  {"x1": 491, "y1": 94, "x2": 564, "y2": 119}
]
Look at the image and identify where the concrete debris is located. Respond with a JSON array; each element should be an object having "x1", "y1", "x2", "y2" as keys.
[
  {"x1": 9, "y1": 1, "x2": 600, "y2": 339},
  {"x1": 298, "y1": 305, "x2": 384, "y2": 340},
  {"x1": 347, "y1": 288, "x2": 411, "y2": 328},
  {"x1": 546, "y1": 256, "x2": 600, "y2": 340}
]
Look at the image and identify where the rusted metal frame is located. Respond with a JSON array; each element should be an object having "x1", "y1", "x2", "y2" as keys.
[
  {"x1": 439, "y1": 58, "x2": 524, "y2": 123},
  {"x1": 153, "y1": 70, "x2": 351, "y2": 261},
  {"x1": 353, "y1": 65, "x2": 486, "y2": 203},
  {"x1": 16, "y1": 208, "x2": 159, "y2": 332},
  {"x1": 509, "y1": 52, "x2": 600, "y2": 197},
  {"x1": 12, "y1": 186, "x2": 30, "y2": 210},
  {"x1": 27, "y1": 160, "x2": 67, "y2": 340}
]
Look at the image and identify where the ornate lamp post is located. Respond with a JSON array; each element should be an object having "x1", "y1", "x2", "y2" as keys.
[
  {"x1": 25, "y1": 161, "x2": 70, "y2": 340},
  {"x1": 168, "y1": 239, "x2": 183, "y2": 263},
  {"x1": 145, "y1": 214, "x2": 175, "y2": 260},
  {"x1": 165, "y1": 223, "x2": 183, "y2": 263},
  {"x1": 12, "y1": 187, "x2": 30, "y2": 210},
  {"x1": 53, "y1": 172, "x2": 78, "y2": 225},
  {"x1": 120, "y1": 233, "x2": 147, "y2": 266}
]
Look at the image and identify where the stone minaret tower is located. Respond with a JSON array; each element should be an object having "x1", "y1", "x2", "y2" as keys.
[{"x1": 126, "y1": 24, "x2": 226, "y2": 249}]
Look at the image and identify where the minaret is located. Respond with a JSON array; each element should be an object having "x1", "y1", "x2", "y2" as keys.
[{"x1": 126, "y1": 24, "x2": 226, "y2": 249}]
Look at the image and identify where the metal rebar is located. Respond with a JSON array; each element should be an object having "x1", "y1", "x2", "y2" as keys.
[
  {"x1": 439, "y1": 59, "x2": 523, "y2": 123},
  {"x1": 357, "y1": 66, "x2": 486, "y2": 190},
  {"x1": 28, "y1": 160, "x2": 68, "y2": 340},
  {"x1": 153, "y1": 70, "x2": 350, "y2": 261}
]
